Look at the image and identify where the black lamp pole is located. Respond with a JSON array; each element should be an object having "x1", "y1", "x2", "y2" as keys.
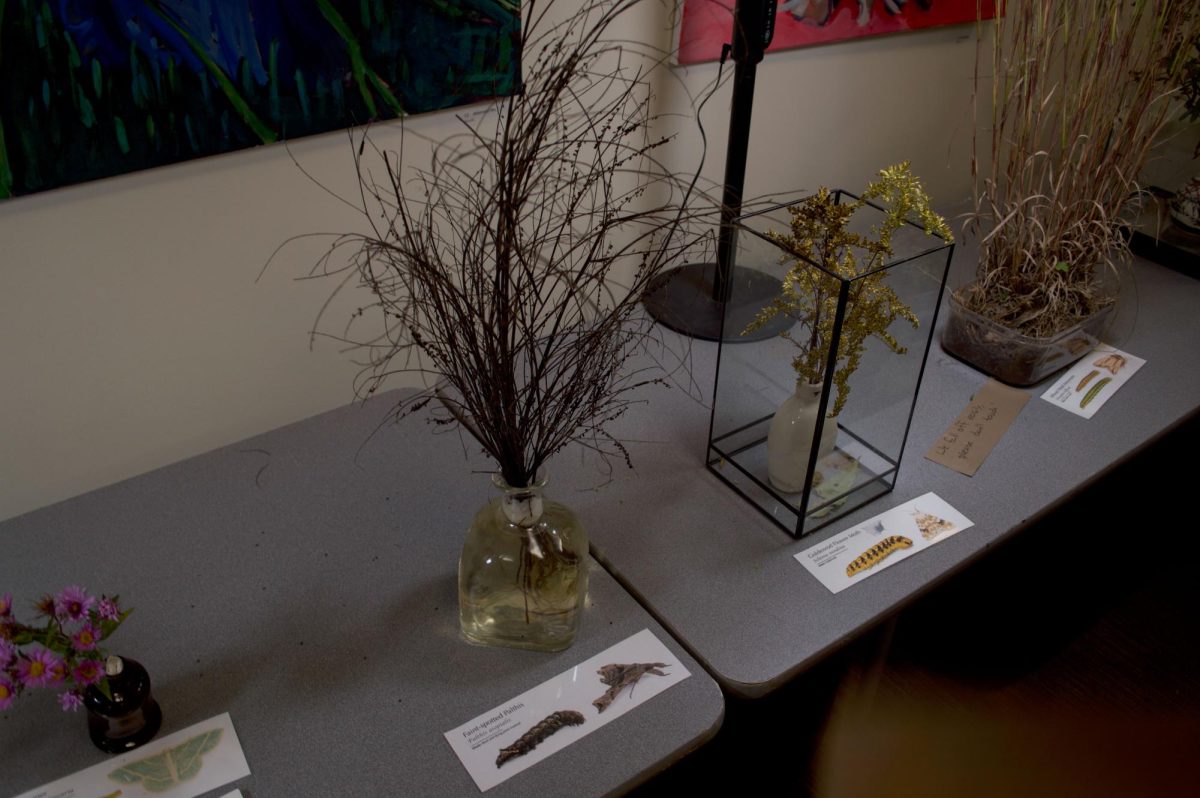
[{"x1": 643, "y1": 0, "x2": 790, "y2": 342}]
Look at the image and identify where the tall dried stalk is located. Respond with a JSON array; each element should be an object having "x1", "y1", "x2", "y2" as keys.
[
  {"x1": 1179, "y1": 40, "x2": 1200, "y2": 144},
  {"x1": 298, "y1": 0, "x2": 713, "y2": 488},
  {"x1": 965, "y1": 0, "x2": 1200, "y2": 337}
]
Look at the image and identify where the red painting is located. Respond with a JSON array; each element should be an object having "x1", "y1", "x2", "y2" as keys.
[{"x1": 677, "y1": 0, "x2": 998, "y2": 65}]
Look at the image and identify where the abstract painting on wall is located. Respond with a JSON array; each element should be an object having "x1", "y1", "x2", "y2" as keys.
[
  {"x1": 677, "y1": 0, "x2": 997, "y2": 65},
  {"x1": 0, "y1": 1, "x2": 521, "y2": 199}
]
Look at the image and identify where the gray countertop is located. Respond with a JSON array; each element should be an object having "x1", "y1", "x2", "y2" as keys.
[
  {"x1": 553, "y1": 246, "x2": 1200, "y2": 698},
  {"x1": 2, "y1": 237, "x2": 1192, "y2": 795},
  {"x1": 0, "y1": 395, "x2": 723, "y2": 797}
]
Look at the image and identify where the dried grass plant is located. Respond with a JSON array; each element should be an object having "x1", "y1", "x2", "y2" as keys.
[
  {"x1": 1179, "y1": 38, "x2": 1200, "y2": 141},
  {"x1": 289, "y1": 0, "x2": 714, "y2": 489},
  {"x1": 963, "y1": 0, "x2": 1200, "y2": 338}
]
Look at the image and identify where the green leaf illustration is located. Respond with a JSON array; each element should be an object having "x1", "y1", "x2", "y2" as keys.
[
  {"x1": 108, "y1": 729, "x2": 223, "y2": 793},
  {"x1": 172, "y1": 727, "x2": 222, "y2": 781},
  {"x1": 108, "y1": 753, "x2": 174, "y2": 792},
  {"x1": 811, "y1": 455, "x2": 860, "y2": 519}
]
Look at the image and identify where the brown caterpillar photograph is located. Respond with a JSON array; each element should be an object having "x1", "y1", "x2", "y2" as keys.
[
  {"x1": 495, "y1": 710, "x2": 585, "y2": 767},
  {"x1": 846, "y1": 535, "x2": 913, "y2": 577}
]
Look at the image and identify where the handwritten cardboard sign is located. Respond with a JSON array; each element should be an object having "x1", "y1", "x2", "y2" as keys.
[{"x1": 925, "y1": 379, "x2": 1030, "y2": 476}]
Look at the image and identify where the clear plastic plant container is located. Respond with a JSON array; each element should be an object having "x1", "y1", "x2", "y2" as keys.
[{"x1": 941, "y1": 291, "x2": 1115, "y2": 387}]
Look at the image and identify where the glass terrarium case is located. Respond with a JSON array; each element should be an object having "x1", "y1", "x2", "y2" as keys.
[{"x1": 707, "y1": 192, "x2": 954, "y2": 538}]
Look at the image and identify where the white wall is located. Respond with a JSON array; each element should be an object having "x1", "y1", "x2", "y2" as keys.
[
  {"x1": 0, "y1": 3, "x2": 981, "y2": 522},
  {"x1": 659, "y1": 20, "x2": 980, "y2": 208}
]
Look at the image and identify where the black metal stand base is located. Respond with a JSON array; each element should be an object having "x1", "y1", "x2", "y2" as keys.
[{"x1": 642, "y1": 262, "x2": 794, "y2": 342}]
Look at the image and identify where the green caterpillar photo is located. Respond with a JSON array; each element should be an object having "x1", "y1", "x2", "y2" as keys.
[{"x1": 1080, "y1": 377, "x2": 1113, "y2": 409}]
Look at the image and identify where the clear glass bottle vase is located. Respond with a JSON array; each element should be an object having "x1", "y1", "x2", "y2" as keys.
[{"x1": 458, "y1": 473, "x2": 588, "y2": 652}]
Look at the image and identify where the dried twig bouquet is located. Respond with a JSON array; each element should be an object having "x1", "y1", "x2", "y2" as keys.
[{"x1": 296, "y1": 0, "x2": 711, "y2": 488}]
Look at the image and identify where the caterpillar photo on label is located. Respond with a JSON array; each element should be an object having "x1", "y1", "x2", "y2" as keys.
[
  {"x1": 495, "y1": 710, "x2": 585, "y2": 767},
  {"x1": 846, "y1": 535, "x2": 913, "y2": 578},
  {"x1": 1079, "y1": 377, "x2": 1112, "y2": 409}
]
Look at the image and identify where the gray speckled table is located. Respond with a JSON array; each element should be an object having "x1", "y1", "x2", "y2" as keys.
[
  {"x1": 0, "y1": 396, "x2": 723, "y2": 797},
  {"x1": 555, "y1": 245, "x2": 1200, "y2": 698}
]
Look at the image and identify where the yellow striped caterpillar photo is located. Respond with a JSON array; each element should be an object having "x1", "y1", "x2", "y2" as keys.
[{"x1": 846, "y1": 535, "x2": 913, "y2": 577}]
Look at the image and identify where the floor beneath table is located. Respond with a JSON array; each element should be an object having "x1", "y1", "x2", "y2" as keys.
[{"x1": 630, "y1": 416, "x2": 1199, "y2": 798}]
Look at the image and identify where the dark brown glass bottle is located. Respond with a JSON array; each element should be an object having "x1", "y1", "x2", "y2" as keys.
[{"x1": 83, "y1": 655, "x2": 163, "y2": 753}]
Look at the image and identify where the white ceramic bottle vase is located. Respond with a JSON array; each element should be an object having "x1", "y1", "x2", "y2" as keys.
[{"x1": 766, "y1": 380, "x2": 838, "y2": 493}]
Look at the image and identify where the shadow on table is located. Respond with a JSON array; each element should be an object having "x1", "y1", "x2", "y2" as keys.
[{"x1": 631, "y1": 415, "x2": 1197, "y2": 798}]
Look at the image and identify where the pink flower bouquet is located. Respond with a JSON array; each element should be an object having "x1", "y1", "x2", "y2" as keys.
[{"x1": 0, "y1": 586, "x2": 131, "y2": 712}]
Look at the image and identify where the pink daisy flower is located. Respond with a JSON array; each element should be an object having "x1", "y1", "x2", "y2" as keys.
[
  {"x1": 16, "y1": 649, "x2": 64, "y2": 688},
  {"x1": 96, "y1": 597, "x2": 120, "y2": 621},
  {"x1": 0, "y1": 593, "x2": 12, "y2": 616},
  {"x1": 72, "y1": 624, "x2": 100, "y2": 651},
  {"x1": 0, "y1": 677, "x2": 16, "y2": 710},
  {"x1": 58, "y1": 690, "x2": 84, "y2": 712},
  {"x1": 55, "y1": 586, "x2": 94, "y2": 621},
  {"x1": 72, "y1": 658, "x2": 103, "y2": 687}
]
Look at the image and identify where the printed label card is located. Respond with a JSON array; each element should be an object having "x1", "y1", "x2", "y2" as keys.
[
  {"x1": 15, "y1": 713, "x2": 250, "y2": 798},
  {"x1": 1040, "y1": 344, "x2": 1145, "y2": 418},
  {"x1": 925, "y1": 379, "x2": 1030, "y2": 476},
  {"x1": 444, "y1": 629, "x2": 689, "y2": 792},
  {"x1": 795, "y1": 492, "x2": 973, "y2": 594}
]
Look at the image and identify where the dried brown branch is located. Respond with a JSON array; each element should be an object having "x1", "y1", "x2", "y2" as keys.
[{"x1": 591, "y1": 661, "x2": 669, "y2": 712}]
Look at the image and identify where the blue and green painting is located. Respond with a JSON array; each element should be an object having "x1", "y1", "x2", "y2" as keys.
[{"x1": 0, "y1": 0, "x2": 520, "y2": 198}]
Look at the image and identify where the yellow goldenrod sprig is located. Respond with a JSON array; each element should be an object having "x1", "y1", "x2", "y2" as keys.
[{"x1": 744, "y1": 162, "x2": 948, "y2": 416}]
